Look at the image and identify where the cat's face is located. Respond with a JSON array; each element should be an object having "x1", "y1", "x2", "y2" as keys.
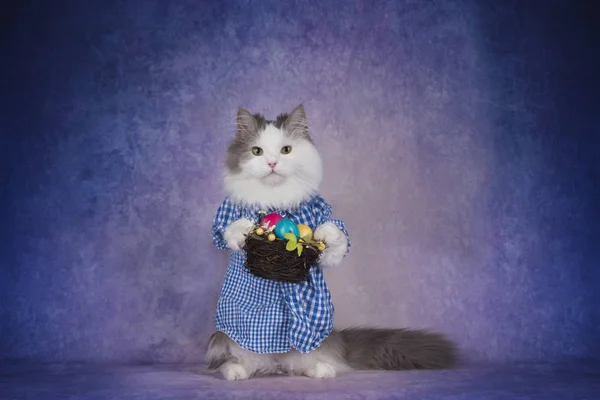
[{"x1": 224, "y1": 105, "x2": 323, "y2": 208}]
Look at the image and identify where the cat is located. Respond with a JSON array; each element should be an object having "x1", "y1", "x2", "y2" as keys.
[{"x1": 206, "y1": 104, "x2": 457, "y2": 380}]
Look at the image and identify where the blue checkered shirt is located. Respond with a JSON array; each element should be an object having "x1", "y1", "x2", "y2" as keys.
[{"x1": 211, "y1": 194, "x2": 350, "y2": 354}]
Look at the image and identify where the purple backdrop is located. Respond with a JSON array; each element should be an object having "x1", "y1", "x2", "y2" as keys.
[{"x1": 1, "y1": 0, "x2": 598, "y2": 367}]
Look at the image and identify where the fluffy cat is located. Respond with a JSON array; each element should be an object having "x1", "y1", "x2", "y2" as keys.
[{"x1": 206, "y1": 105, "x2": 457, "y2": 380}]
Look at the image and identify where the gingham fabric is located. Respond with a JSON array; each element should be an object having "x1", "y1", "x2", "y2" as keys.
[{"x1": 211, "y1": 194, "x2": 350, "y2": 354}]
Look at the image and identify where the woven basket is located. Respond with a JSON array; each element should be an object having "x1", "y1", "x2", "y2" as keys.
[{"x1": 243, "y1": 230, "x2": 322, "y2": 283}]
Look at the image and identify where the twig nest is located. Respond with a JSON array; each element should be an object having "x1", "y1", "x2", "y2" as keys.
[{"x1": 243, "y1": 214, "x2": 326, "y2": 283}]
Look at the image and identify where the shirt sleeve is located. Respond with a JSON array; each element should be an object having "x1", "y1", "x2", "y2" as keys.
[
  {"x1": 211, "y1": 197, "x2": 242, "y2": 251},
  {"x1": 311, "y1": 195, "x2": 351, "y2": 256}
]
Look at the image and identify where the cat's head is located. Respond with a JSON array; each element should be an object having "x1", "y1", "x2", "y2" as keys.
[{"x1": 223, "y1": 104, "x2": 323, "y2": 209}]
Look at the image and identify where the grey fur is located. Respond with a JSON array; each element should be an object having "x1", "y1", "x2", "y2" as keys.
[
  {"x1": 225, "y1": 105, "x2": 313, "y2": 173},
  {"x1": 205, "y1": 331, "x2": 235, "y2": 370},
  {"x1": 206, "y1": 327, "x2": 458, "y2": 376},
  {"x1": 276, "y1": 104, "x2": 314, "y2": 143},
  {"x1": 226, "y1": 108, "x2": 262, "y2": 173},
  {"x1": 325, "y1": 327, "x2": 458, "y2": 370}
]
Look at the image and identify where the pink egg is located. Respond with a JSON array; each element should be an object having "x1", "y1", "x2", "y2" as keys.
[{"x1": 261, "y1": 213, "x2": 283, "y2": 229}]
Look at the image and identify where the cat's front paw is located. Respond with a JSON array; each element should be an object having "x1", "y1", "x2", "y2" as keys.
[
  {"x1": 313, "y1": 222, "x2": 348, "y2": 267},
  {"x1": 223, "y1": 218, "x2": 254, "y2": 251}
]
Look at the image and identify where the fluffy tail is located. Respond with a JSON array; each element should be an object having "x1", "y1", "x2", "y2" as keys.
[{"x1": 332, "y1": 327, "x2": 458, "y2": 370}]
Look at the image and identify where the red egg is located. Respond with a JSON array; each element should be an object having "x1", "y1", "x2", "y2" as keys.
[{"x1": 261, "y1": 213, "x2": 283, "y2": 229}]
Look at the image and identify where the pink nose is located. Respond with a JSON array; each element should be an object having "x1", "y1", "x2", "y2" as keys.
[{"x1": 268, "y1": 162, "x2": 277, "y2": 169}]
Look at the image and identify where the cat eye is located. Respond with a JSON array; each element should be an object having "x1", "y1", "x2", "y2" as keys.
[
  {"x1": 281, "y1": 145, "x2": 292, "y2": 154},
  {"x1": 251, "y1": 146, "x2": 263, "y2": 156}
]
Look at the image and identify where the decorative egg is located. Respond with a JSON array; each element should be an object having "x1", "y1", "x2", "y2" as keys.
[
  {"x1": 255, "y1": 227, "x2": 264, "y2": 236},
  {"x1": 261, "y1": 213, "x2": 283, "y2": 229},
  {"x1": 297, "y1": 224, "x2": 313, "y2": 240},
  {"x1": 274, "y1": 218, "x2": 300, "y2": 240},
  {"x1": 267, "y1": 233, "x2": 276, "y2": 241}
]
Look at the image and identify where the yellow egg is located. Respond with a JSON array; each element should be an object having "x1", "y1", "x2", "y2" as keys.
[
  {"x1": 255, "y1": 227, "x2": 264, "y2": 236},
  {"x1": 297, "y1": 224, "x2": 313, "y2": 240},
  {"x1": 267, "y1": 233, "x2": 276, "y2": 242},
  {"x1": 317, "y1": 242, "x2": 326, "y2": 251}
]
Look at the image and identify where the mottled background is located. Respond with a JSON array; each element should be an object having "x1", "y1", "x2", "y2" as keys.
[{"x1": 1, "y1": 0, "x2": 598, "y2": 366}]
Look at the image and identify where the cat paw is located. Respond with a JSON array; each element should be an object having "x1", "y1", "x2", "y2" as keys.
[
  {"x1": 305, "y1": 362, "x2": 337, "y2": 379},
  {"x1": 221, "y1": 362, "x2": 250, "y2": 381},
  {"x1": 223, "y1": 218, "x2": 254, "y2": 251},
  {"x1": 313, "y1": 222, "x2": 348, "y2": 267}
]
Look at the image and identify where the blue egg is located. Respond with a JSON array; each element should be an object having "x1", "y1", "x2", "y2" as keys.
[{"x1": 274, "y1": 218, "x2": 300, "y2": 240}]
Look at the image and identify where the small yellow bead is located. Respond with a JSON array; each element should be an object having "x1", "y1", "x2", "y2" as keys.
[
  {"x1": 267, "y1": 233, "x2": 276, "y2": 242},
  {"x1": 256, "y1": 227, "x2": 264, "y2": 236}
]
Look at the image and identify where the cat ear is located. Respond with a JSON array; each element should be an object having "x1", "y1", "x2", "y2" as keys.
[
  {"x1": 285, "y1": 104, "x2": 309, "y2": 139},
  {"x1": 236, "y1": 107, "x2": 258, "y2": 136}
]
